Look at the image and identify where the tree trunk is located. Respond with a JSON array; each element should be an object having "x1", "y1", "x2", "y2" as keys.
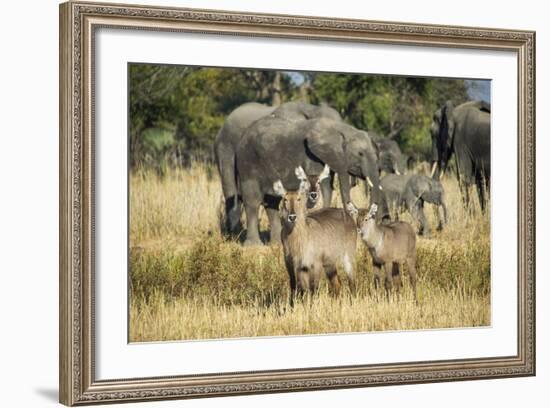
[
  {"x1": 299, "y1": 78, "x2": 311, "y2": 102},
  {"x1": 271, "y1": 71, "x2": 282, "y2": 106}
]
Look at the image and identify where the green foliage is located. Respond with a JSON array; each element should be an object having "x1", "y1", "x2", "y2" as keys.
[
  {"x1": 311, "y1": 74, "x2": 469, "y2": 159},
  {"x1": 129, "y1": 64, "x2": 474, "y2": 169}
]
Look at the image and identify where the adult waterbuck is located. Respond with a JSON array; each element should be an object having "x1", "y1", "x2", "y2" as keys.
[{"x1": 273, "y1": 166, "x2": 358, "y2": 305}]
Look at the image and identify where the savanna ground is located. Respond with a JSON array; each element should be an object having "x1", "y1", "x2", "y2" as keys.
[{"x1": 129, "y1": 163, "x2": 490, "y2": 342}]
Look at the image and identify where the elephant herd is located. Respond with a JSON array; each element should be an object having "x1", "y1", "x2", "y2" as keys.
[{"x1": 214, "y1": 99, "x2": 491, "y2": 246}]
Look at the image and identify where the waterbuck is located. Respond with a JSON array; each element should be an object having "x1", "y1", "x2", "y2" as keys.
[
  {"x1": 273, "y1": 166, "x2": 358, "y2": 304},
  {"x1": 357, "y1": 204, "x2": 418, "y2": 302}
]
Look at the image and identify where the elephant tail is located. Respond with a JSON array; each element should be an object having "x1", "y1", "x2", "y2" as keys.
[{"x1": 214, "y1": 134, "x2": 240, "y2": 212}]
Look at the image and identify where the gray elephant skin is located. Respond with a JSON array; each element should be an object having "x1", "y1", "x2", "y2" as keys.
[
  {"x1": 236, "y1": 116, "x2": 381, "y2": 246},
  {"x1": 381, "y1": 174, "x2": 447, "y2": 236},
  {"x1": 214, "y1": 102, "x2": 275, "y2": 235},
  {"x1": 369, "y1": 131, "x2": 407, "y2": 175},
  {"x1": 430, "y1": 100, "x2": 491, "y2": 211},
  {"x1": 214, "y1": 101, "x2": 341, "y2": 237}
]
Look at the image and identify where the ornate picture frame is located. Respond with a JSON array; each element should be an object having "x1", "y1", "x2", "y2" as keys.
[{"x1": 59, "y1": 1, "x2": 535, "y2": 405}]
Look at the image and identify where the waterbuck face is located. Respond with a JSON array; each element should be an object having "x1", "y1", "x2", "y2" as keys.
[
  {"x1": 273, "y1": 181, "x2": 307, "y2": 225},
  {"x1": 306, "y1": 175, "x2": 320, "y2": 208},
  {"x1": 273, "y1": 165, "x2": 331, "y2": 224},
  {"x1": 357, "y1": 204, "x2": 378, "y2": 238},
  {"x1": 282, "y1": 191, "x2": 305, "y2": 224},
  {"x1": 306, "y1": 164, "x2": 331, "y2": 208}
]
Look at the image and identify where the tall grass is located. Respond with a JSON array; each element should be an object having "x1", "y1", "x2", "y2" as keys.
[{"x1": 129, "y1": 163, "x2": 490, "y2": 342}]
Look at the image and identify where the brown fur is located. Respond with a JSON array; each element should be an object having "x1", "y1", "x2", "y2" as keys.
[
  {"x1": 357, "y1": 208, "x2": 418, "y2": 302},
  {"x1": 280, "y1": 190, "x2": 358, "y2": 304}
]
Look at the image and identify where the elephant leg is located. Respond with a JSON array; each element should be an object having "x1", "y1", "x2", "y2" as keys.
[
  {"x1": 461, "y1": 183, "x2": 470, "y2": 211},
  {"x1": 265, "y1": 208, "x2": 282, "y2": 244},
  {"x1": 224, "y1": 196, "x2": 242, "y2": 237},
  {"x1": 264, "y1": 194, "x2": 282, "y2": 244},
  {"x1": 435, "y1": 205, "x2": 444, "y2": 231},
  {"x1": 475, "y1": 171, "x2": 488, "y2": 213},
  {"x1": 320, "y1": 174, "x2": 334, "y2": 208},
  {"x1": 337, "y1": 171, "x2": 354, "y2": 210},
  {"x1": 241, "y1": 182, "x2": 263, "y2": 246},
  {"x1": 410, "y1": 199, "x2": 430, "y2": 236}
]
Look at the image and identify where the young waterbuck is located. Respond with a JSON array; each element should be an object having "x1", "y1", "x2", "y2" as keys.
[
  {"x1": 274, "y1": 166, "x2": 358, "y2": 305},
  {"x1": 357, "y1": 204, "x2": 418, "y2": 302}
]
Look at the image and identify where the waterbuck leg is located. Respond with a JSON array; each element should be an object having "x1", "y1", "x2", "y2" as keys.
[
  {"x1": 285, "y1": 255, "x2": 297, "y2": 307},
  {"x1": 384, "y1": 262, "x2": 394, "y2": 301},
  {"x1": 297, "y1": 266, "x2": 309, "y2": 301},
  {"x1": 392, "y1": 262, "x2": 402, "y2": 297},
  {"x1": 373, "y1": 262, "x2": 382, "y2": 297},
  {"x1": 406, "y1": 256, "x2": 418, "y2": 305},
  {"x1": 325, "y1": 264, "x2": 341, "y2": 297},
  {"x1": 342, "y1": 254, "x2": 356, "y2": 296},
  {"x1": 309, "y1": 262, "x2": 322, "y2": 296}
]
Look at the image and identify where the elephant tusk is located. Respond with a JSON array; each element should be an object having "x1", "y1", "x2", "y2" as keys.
[
  {"x1": 430, "y1": 162, "x2": 438, "y2": 178},
  {"x1": 366, "y1": 177, "x2": 374, "y2": 188},
  {"x1": 395, "y1": 169, "x2": 401, "y2": 175},
  {"x1": 379, "y1": 185, "x2": 384, "y2": 191}
]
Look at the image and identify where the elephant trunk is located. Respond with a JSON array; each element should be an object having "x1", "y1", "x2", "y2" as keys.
[{"x1": 361, "y1": 158, "x2": 385, "y2": 218}]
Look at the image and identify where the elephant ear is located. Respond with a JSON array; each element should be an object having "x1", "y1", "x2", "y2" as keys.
[
  {"x1": 408, "y1": 175, "x2": 430, "y2": 199},
  {"x1": 439, "y1": 100, "x2": 454, "y2": 151},
  {"x1": 305, "y1": 123, "x2": 346, "y2": 172},
  {"x1": 474, "y1": 100, "x2": 491, "y2": 113}
]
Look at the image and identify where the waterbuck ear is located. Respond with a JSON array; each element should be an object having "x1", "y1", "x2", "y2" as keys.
[
  {"x1": 273, "y1": 180, "x2": 287, "y2": 197},
  {"x1": 367, "y1": 203, "x2": 378, "y2": 218},
  {"x1": 298, "y1": 179, "x2": 310, "y2": 194},
  {"x1": 295, "y1": 166, "x2": 308, "y2": 181},
  {"x1": 318, "y1": 164, "x2": 331, "y2": 183}
]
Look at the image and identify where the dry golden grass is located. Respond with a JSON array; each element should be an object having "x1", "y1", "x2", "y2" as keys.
[
  {"x1": 130, "y1": 287, "x2": 489, "y2": 341},
  {"x1": 129, "y1": 163, "x2": 490, "y2": 342}
]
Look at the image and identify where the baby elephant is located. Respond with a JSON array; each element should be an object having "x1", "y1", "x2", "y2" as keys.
[
  {"x1": 381, "y1": 174, "x2": 447, "y2": 236},
  {"x1": 357, "y1": 204, "x2": 418, "y2": 303}
]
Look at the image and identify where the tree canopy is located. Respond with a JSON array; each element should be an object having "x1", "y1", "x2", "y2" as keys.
[{"x1": 129, "y1": 63, "x2": 477, "y2": 171}]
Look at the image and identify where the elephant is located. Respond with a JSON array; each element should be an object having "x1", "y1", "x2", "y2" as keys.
[
  {"x1": 214, "y1": 101, "x2": 342, "y2": 237},
  {"x1": 380, "y1": 174, "x2": 447, "y2": 236},
  {"x1": 236, "y1": 116, "x2": 381, "y2": 246},
  {"x1": 271, "y1": 100, "x2": 342, "y2": 123},
  {"x1": 214, "y1": 102, "x2": 276, "y2": 236},
  {"x1": 430, "y1": 100, "x2": 491, "y2": 211},
  {"x1": 369, "y1": 131, "x2": 407, "y2": 175}
]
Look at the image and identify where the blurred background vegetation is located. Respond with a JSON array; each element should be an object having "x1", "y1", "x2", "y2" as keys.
[{"x1": 129, "y1": 63, "x2": 490, "y2": 173}]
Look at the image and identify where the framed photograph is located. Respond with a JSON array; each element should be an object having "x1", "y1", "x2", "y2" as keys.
[{"x1": 59, "y1": 1, "x2": 535, "y2": 405}]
